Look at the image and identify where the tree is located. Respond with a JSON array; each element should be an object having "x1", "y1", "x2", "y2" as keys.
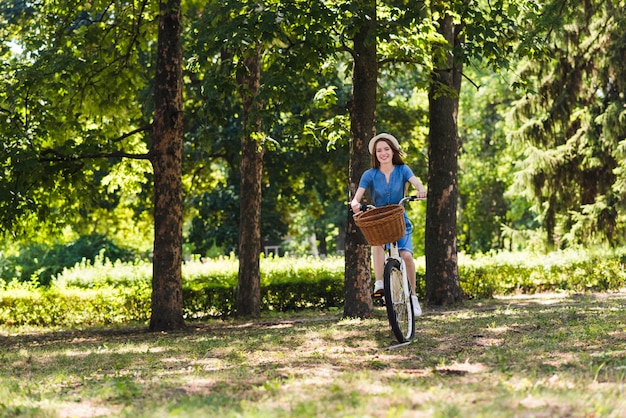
[
  {"x1": 339, "y1": 0, "x2": 527, "y2": 311},
  {"x1": 149, "y1": 0, "x2": 185, "y2": 331},
  {"x1": 236, "y1": 45, "x2": 264, "y2": 317},
  {"x1": 423, "y1": 0, "x2": 537, "y2": 302},
  {"x1": 338, "y1": 0, "x2": 444, "y2": 317},
  {"x1": 510, "y1": 0, "x2": 626, "y2": 248},
  {"x1": 190, "y1": 0, "x2": 340, "y2": 316},
  {"x1": 425, "y1": 6, "x2": 464, "y2": 305},
  {"x1": 0, "y1": 0, "x2": 187, "y2": 331},
  {"x1": 344, "y1": 0, "x2": 378, "y2": 318}
]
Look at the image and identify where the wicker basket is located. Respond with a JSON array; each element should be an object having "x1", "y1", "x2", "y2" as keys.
[{"x1": 354, "y1": 204, "x2": 406, "y2": 246}]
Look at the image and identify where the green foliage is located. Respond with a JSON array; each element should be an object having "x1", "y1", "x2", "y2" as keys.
[
  {"x1": 459, "y1": 249, "x2": 626, "y2": 298},
  {"x1": 0, "y1": 277, "x2": 151, "y2": 326},
  {"x1": 0, "y1": 233, "x2": 139, "y2": 286},
  {"x1": 3, "y1": 0, "x2": 626, "y2": 291},
  {"x1": 0, "y1": 256, "x2": 348, "y2": 326},
  {"x1": 458, "y1": 65, "x2": 535, "y2": 253},
  {"x1": 183, "y1": 256, "x2": 346, "y2": 317},
  {"x1": 187, "y1": 187, "x2": 240, "y2": 256},
  {"x1": 183, "y1": 0, "x2": 353, "y2": 257},
  {"x1": 2, "y1": 251, "x2": 626, "y2": 327},
  {"x1": 509, "y1": 0, "x2": 626, "y2": 247},
  {"x1": 260, "y1": 257, "x2": 345, "y2": 311},
  {"x1": 0, "y1": 0, "x2": 156, "y2": 239},
  {"x1": 181, "y1": 256, "x2": 346, "y2": 318},
  {"x1": 181, "y1": 257, "x2": 239, "y2": 318}
]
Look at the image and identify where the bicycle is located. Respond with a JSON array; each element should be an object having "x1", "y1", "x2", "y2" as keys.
[{"x1": 353, "y1": 196, "x2": 425, "y2": 343}]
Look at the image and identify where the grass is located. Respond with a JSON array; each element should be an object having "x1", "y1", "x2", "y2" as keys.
[{"x1": 1, "y1": 291, "x2": 626, "y2": 417}]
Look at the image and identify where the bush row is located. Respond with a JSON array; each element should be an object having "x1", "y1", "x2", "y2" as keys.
[
  {"x1": 0, "y1": 256, "x2": 347, "y2": 326},
  {"x1": 458, "y1": 249, "x2": 626, "y2": 298},
  {"x1": 1, "y1": 250, "x2": 625, "y2": 326},
  {"x1": 0, "y1": 282, "x2": 151, "y2": 327}
]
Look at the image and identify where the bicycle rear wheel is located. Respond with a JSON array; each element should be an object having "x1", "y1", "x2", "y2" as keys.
[{"x1": 383, "y1": 259, "x2": 415, "y2": 342}]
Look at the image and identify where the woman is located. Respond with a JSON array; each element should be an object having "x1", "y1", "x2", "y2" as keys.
[{"x1": 350, "y1": 133, "x2": 427, "y2": 316}]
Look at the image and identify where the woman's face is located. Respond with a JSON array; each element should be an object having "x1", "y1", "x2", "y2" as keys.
[{"x1": 375, "y1": 140, "x2": 393, "y2": 164}]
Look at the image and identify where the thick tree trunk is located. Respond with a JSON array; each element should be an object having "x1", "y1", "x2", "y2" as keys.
[
  {"x1": 236, "y1": 46, "x2": 264, "y2": 318},
  {"x1": 425, "y1": 13, "x2": 464, "y2": 306},
  {"x1": 344, "y1": 2, "x2": 377, "y2": 318},
  {"x1": 149, "y1": 0, "x2": 185, "y2": 331}
]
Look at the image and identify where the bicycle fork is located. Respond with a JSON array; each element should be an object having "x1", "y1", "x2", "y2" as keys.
[{"x1": 387, "y1": 243, "x2": 413, "y2": 300}]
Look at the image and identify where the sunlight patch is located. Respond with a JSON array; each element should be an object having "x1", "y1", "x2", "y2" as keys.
[
  {"x1": 279, "y1": 365, "x2": 338, "y2": 387},
  {"x1": 472, "y1": 335, "x2": 504, "y2": 347},
  {"x1": 54, "y1": 400, "x2": 119, "y2": 418},
  {"x1": 541, "y1": 352, "x2": 577, "y2": 368},
  {"x1": 180, "y1": 377, "x2": 218, "y2": 395},
  {"x1": 435, "y1": 360, "x2": 486, "y2": 375},
  {"x1": 519, "y1": 394, "x2": 548, "y2": 409},
  {"x1": 495, "y1": 292, "x2": 569, "y2": 305}
]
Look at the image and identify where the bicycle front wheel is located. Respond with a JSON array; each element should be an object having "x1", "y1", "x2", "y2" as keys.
[{"x1": 383, "y1": 259, "x2": 415, "y2": 343}]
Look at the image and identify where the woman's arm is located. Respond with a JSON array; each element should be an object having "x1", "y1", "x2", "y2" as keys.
[
  {"x1": 409, "y1": 176, "x2": 427, "y2": 198},
  {"x1": 350, "y1": 187, "x2": 366, "y2": 213}
]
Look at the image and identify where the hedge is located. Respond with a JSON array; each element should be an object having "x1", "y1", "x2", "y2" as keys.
[{"x1": 1, "y1": 250, "x2": 625, "y2": 326}]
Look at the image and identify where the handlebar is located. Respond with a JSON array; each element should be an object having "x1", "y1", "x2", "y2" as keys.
[
  {"x1": 354, "y1": 195, "x2": 426, "y2": 214},
  {"x1": 399, "y1": 195, "x2": 427, "y2": 205}
]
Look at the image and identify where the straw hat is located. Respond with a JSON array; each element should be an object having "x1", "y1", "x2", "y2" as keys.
[{"x1": 368, "y1": 133, "x2": 400, "y2": 155}]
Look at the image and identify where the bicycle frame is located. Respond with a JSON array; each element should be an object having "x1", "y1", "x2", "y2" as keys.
[{"x1": 385, "y1": 194, "x2": 424, "y2": 278}]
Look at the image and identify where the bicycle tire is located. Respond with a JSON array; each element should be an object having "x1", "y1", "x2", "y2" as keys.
[{"x1": 383, "y1": 258, "x2": 415, "y2": 342}]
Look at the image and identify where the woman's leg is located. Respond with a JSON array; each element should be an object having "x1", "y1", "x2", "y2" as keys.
[
  {"x1": 372, "y1": 246, "x2": 385, "y2": 282},
  {"x1": 401, "y1": 250, "x2": 422, "y2": 316},
  {"x1": 400, "y1": 250, "x2": 416, "y2": 293}
]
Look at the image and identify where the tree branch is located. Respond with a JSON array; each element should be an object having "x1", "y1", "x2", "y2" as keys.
[
  {"x1": 111, "y1": 125, "x2": 151, "y2": 143},
  {"x1": 37, "y1": 124, "x2": 151, "y2": 162},
  {"x1": 39, "y1": 149, "x2": 150, "y2": 163},
  {"x1": 330, "y1": 26, "x2": 354, "y2": 58},
  {"x1": 378, "y1": 57, "x2": 422, "y2": 66},
  {"x1": 461, "y1": 71, "x2": 481, "y2": 90}
]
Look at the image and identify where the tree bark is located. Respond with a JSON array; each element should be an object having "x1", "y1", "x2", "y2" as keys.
[
  {"x1": 149, "y1": 0, "x2": 185, "y2": 331},
  {"x1": 425, "y1": 12, "x2": 464, "y2": 306},
  {"x1": 236, "y1": 45, "x2": 264, "y2": 318},
  {"x1": 344, "y1": 1, "x2": 377, "y2": 318}
]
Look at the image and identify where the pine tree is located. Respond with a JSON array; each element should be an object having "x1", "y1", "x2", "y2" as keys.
[{"x1": 511, "y1": 0, "x2": 626, "y2": 247}]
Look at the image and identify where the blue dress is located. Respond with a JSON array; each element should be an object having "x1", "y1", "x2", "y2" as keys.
[{"x1": 358, "y1": 164, "x2": 415, "y2": 253}]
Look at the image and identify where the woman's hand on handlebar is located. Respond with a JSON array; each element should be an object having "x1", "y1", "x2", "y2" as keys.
[
  {"x1": 416, "y1": 190, "x2": 427, "y2": 199},
  {"x1": 350, "y1": 200, "x2": 361, "y2": 214}
]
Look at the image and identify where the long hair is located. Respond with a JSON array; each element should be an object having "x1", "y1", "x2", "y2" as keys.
[{"x1": 371, "y1": 138, "x2": 406, "y2": 168}]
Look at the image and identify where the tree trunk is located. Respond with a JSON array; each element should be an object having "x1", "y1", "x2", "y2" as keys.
[
  {"x1": 344, "y1": 1, "x2": 377, "y2": 318},
  {"x1": 149, "y1": 0, "x2": 185, "y2": 331},
  {"x1": 236, "y1": 45, "x2": 264, "y2": 318},
  {"x1": 318, "y1": 227, "x2": 327, "y2": 257},
  {"x1": 425, "y1": 12, "x2": 464, "y2": 306}
]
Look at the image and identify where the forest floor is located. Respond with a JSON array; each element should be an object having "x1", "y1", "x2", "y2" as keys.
[{"x1": 1, "y1": 290, "x2": 626, "y2": 417}]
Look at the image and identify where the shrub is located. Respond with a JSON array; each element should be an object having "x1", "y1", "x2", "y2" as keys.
[
  {"x1": 0, "y1": 255, "x2": 347, "y2": 325},
  {"x1": 0, "y1": 276, "x2": 151, "y2": 326},
  {"x1": 0, "y1": 234, "x2": 139, "y2": 286},
  {"x1": 260, "y1": 256, "x2": 344, "y2": 311},
  {"x1": 181, "y1": 256, "x2": 345, "y2": 318},
  {"x1": 458, "y1": 249, "x2": 626, "y2": 298},
  {"x1": 1, "y1": 250, "x2": 626, "y2": 327}
]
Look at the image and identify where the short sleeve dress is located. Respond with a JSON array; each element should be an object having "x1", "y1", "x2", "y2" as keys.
[{"x1": 358, "y1": 164, "x2": 415, "y2": 253}]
